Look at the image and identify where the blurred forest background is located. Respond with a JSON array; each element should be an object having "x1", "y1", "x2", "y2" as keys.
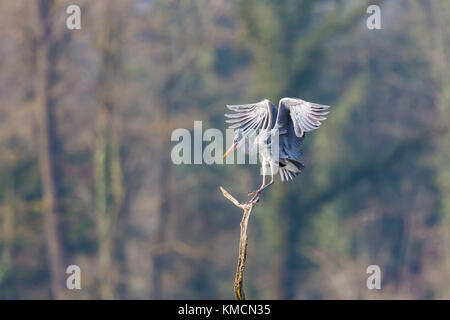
[{"x1": 0, "y1": 0, "x2": 449, "y2": 299}]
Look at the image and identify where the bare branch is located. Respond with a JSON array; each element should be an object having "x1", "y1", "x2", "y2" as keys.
[{"x1": 220, "y1": 186, "x2": 259, "y2": 300}]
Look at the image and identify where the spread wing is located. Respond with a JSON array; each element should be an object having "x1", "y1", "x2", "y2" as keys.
[
  {"x1": 276, "y1": 97, "x2": 330, "y2": 138},
  {"x1": 276, "y1": 97, "x2": 330, "y2": 161},
  {"x1": 225, "y1": 99, "x2": 278, "y2": 136}
]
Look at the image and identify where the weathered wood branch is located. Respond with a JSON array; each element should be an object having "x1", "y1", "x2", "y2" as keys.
[{"x1": 220, "y1": 186, "x2": 259, "y2": 300}]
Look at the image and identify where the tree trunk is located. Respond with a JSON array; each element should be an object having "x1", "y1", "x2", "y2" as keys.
[
  {"x1": 35, "y1": 0, "x2": 66, "y2": 299},
  {"x1": 94, "y1": 0, "x2": 125, "y2": 299}
]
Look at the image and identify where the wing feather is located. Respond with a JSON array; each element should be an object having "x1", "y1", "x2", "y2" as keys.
[
  {"x1": 275, "y1": 97, "x2": 331, "y2": 161},
  {"x1": 277, "y1": 97, "x2": 330, "y2": 138},
  {"x1": 224, "y1": 99, "x2": 278, "y2": 137}
]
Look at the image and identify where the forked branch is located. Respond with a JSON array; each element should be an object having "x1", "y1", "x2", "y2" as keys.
[{"x1": 220, "y1": 186, "x2": 259, "y2": 300}]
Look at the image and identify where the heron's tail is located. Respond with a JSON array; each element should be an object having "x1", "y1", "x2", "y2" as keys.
[{"x1": 279, "y1": 160, "x2": 304, "y2": 182}]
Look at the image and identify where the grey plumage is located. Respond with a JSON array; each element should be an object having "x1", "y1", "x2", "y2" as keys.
[{"x1": 224, "y1": 97, "x2": 330, "y2": 196}]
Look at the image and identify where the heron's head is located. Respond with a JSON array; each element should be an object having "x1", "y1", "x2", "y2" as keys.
[{"x1": 223, "y1": 129, "x2": 244, "y2": 158}]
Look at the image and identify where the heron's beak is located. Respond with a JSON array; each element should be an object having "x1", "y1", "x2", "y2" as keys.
[{"x1": 223, "y1": 143, "x2": 237, "y2": 158}]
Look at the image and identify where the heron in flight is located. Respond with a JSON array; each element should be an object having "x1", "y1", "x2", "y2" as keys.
[{"x1": 223, "y1": 97, "x2": 330, "y2": 199}]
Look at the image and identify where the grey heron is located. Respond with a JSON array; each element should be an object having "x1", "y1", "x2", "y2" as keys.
[{"x1": 223, "y1": 97, "x2": 331, "y2": 199}]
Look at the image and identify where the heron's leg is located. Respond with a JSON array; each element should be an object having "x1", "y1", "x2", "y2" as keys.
[
  {"x1": 260, "y1": 168, "x2": 267, "y2": 189},
  {"x1": 248, "y1": 164, "x2": 266, "y2": 196},
  {"x1": 258, "y1": 161, "x2": 275, "y2": 192},
  {"x1": 248, "y1": 162, "x2": 274, "y2": 199}
]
